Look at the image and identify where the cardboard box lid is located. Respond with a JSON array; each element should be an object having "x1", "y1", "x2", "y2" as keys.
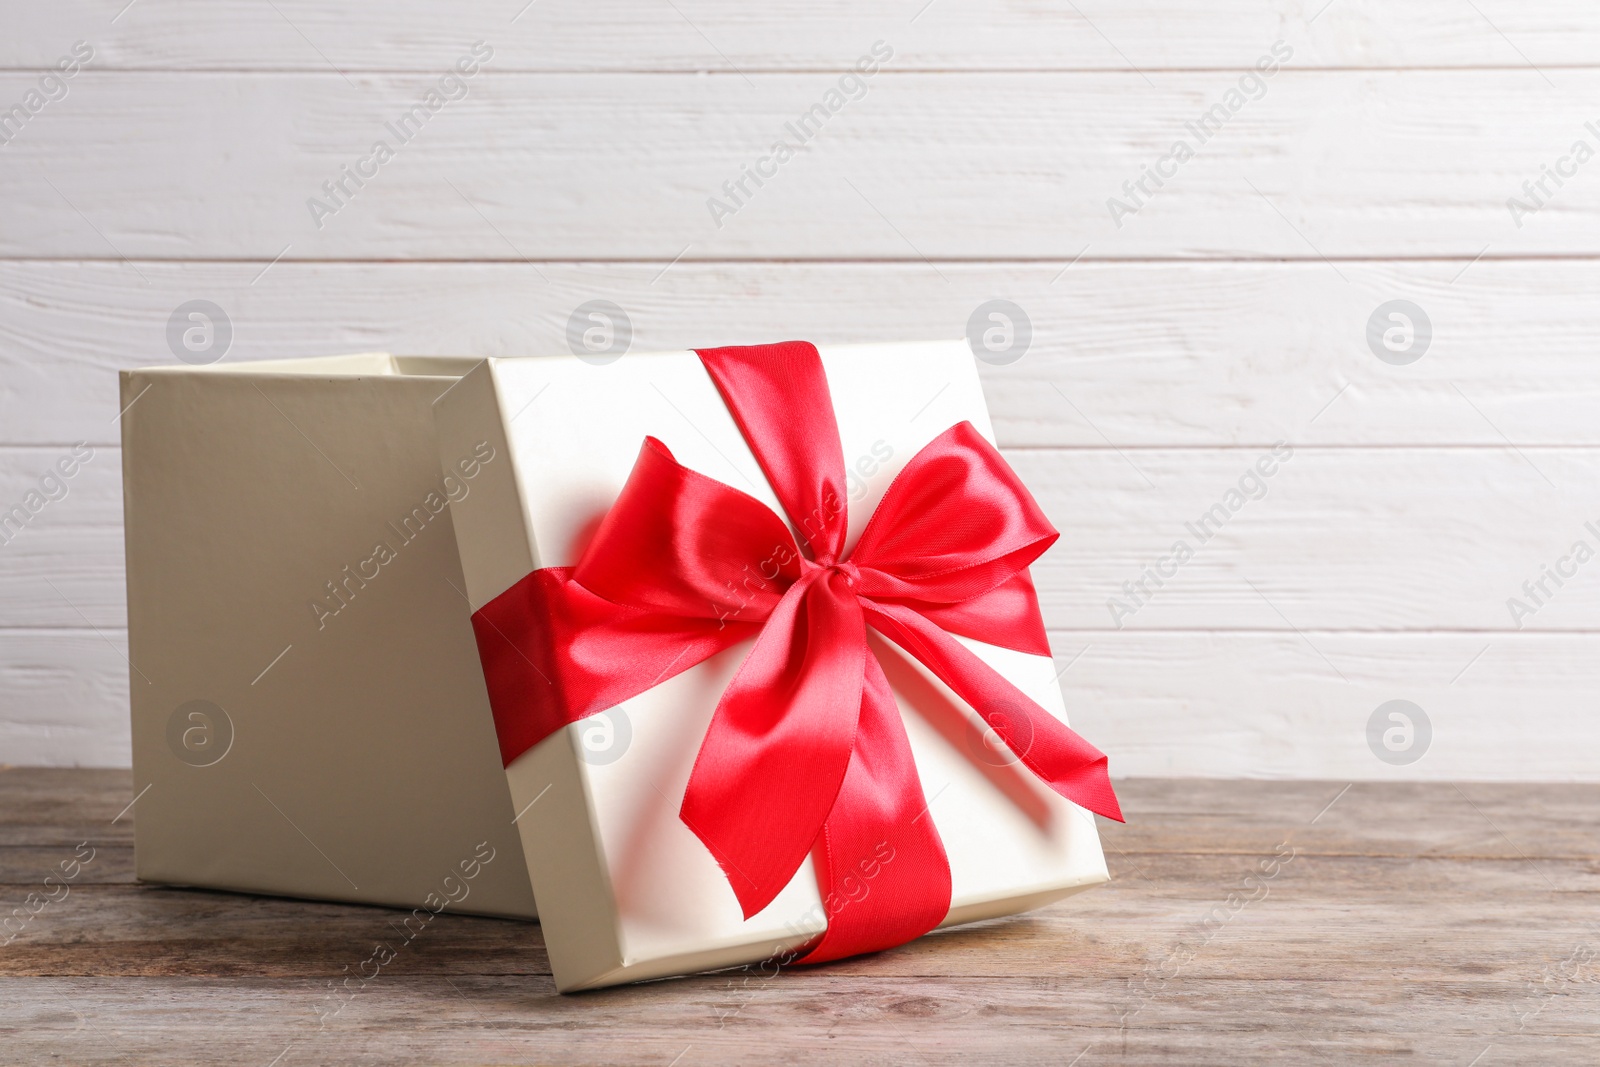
[{"x1": 435, "y1": 341, "x2": 1108, "y2": 989}]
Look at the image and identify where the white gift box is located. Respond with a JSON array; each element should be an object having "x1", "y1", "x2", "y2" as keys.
[
  {"x1": 434, "y1": 340, "x2": 1109, "y2": 991},
  {"x1": 121, "y1": 354, "x2": 536, "y2": 918}
]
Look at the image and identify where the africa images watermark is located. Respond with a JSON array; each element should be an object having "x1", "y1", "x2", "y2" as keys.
[
  {"x1": 1505, "y1": 120, "x2": 1600, "y2": 229},
  {"x1": 1106, "y1": 40, "x2": 1293, "y2": 229},
  {"x1": 706, "y1": 40, "x2": 895, "y2": 229},
  {"x1": 711, "y1": 837, "x2": 897, "y2": 1029},
  {"x1": 1511, "y1": 933, "x2": 1600, "y2": 1034},
  {"x1": 307, "y1": 42, "x2": 495, "y2": 230},
  {"x1": 1107, "y1": 442, "x2": 1294, "y2": 627},
  {"x1": 308, "y1": 441, "x2": 496, "y2": 630},
  {"x1": 2, "y1": 842, "x2": 96, "y2": 946},
  {"x1": 1503, "y1": 518, "x2": 1600, "y2": 628},
  {"x1": 709, "y1": 440, "x2": 895, "y2": 629},
  {"x1": 314, "y1": 840, "x2": 497, "y2": 1027},
  {"x1": 1121, "y1": 842, "x2": 1298, "y2": 1027},
  {"x1": 0, "y1": 40, "x2": 94, "y2": 148},
  {"x1": 0, "y1": 443, "x2": 95, "y2": 548},
  {"x1": 781, "y1": 838, "x2": 896, "y2": 943}
]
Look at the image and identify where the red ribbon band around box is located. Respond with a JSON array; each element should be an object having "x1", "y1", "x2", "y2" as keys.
[{"x1": 471, "y1": 340, "x2": 1122, "y2": 964}]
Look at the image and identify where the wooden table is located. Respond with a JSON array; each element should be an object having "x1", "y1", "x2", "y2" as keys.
[{"x1": 3, "y1": 770, "x2": 1596, "y2": 1065}]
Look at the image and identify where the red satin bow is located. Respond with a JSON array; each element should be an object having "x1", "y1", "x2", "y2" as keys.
[{"x1": 472, "y1": 341, "x2": 1121, "y2": 964}]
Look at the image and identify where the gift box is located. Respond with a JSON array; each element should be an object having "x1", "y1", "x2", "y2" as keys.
[
  {"x1": 121, "y1": 354, "x2": 536, "y2": 918},
  {"x1": 435, "y1": 339, "x2": 1118, "y2": 990}
]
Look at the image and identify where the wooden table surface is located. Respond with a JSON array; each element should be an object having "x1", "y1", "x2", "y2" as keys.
[{"x1": 3, "y1": 770, "x2": 1596, "y2": 1065}]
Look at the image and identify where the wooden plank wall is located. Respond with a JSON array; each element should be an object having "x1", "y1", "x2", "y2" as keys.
[{"x1": 1, "y1": 2, "x2": 1595, "y2": 777}]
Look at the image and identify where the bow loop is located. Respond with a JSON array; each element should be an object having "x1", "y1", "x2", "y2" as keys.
[
  {"x1": 848, "y1": 422, "x2": 1058, "y2": 607},
  {"x1": 573, "y1": 437, "x2": 802, "y2": 624}
]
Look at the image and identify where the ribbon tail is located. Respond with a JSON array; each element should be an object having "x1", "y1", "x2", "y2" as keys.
[
  {"x1": 862, "y1": 600, "x2": 1123, "y2": 823},
  {"x1": 680, "y1": 570, "x2": 866, "y2": 920},
  {"x1": 801, "y1": 652, "x2": 952, "y2": 965}
]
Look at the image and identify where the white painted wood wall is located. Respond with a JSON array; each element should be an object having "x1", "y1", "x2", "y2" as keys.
[{"x1": 3, "y1": 2, "x2": 1597, "y2": 779}]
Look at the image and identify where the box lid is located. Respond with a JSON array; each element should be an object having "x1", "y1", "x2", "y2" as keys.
[{"x1": 434, "y1": 341, "x2": 1108, "y2": 990}]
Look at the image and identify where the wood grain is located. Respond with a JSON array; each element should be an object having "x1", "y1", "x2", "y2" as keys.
[
  {"x1": 8, "y1": 623, "x2": 1600, "y2": 787},
  {"x1": 4, "y1": 1, "x2": 1598, "y2": 72},
  {"x1": 1, "y1": 772, "x2": 1595, "y2": 1065},
  {"x1": 9, "y1": 443, "x2": 1599, "y2": 632},
  {"x1": 7, "y1": 258, "x2": 1598, "y2": 779},
  {"x1": 4, "y1": 0, "x2": 1596, "y2": 787},
  {"x1": 2, "y1": 70, "x2": 1597, "y2": 259},
  {"x1": 3, "y1": 260, "x2": 1598, "y2": 450},
  {"x1": 1061, "y1": 631, "x2": 1600, "y2": 782},
  {"x1": 0, "y1": 632, "x2": 131, "y2": 767},
  {"x1": 1016, "y1": 446, "x2": 1600, "y2": 632}
]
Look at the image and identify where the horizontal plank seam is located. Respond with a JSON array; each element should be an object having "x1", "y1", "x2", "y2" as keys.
[
  {"x1": 4, "y1": 65, "x2": 1600, "y2": 76},
  {"x1": 9, "y1": 255, "x2": 1600, "y2": 266},
  {"x1": 16, "y1": 444, "x2": 1600, "y2": 455},
  {"x1": 0, "y1": 975, "x2": 1564, "y2": 988}
]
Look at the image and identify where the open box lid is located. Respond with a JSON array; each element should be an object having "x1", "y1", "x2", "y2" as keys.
[{"x1": 434, "y1": 341, "x2": 1109, "y2": 990}]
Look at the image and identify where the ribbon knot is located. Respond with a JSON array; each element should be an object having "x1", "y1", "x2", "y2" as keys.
[
  {"x1": 814, "y1": 559, "x2": 859, "y2": 589},
  {"x1": 470, "y1": 341, "x2": 1121, "y2": 966}
]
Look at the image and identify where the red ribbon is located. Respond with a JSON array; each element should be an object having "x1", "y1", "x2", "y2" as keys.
[{"x1": 472, "y1": 341, "x2": 1121, "y2": 964}]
